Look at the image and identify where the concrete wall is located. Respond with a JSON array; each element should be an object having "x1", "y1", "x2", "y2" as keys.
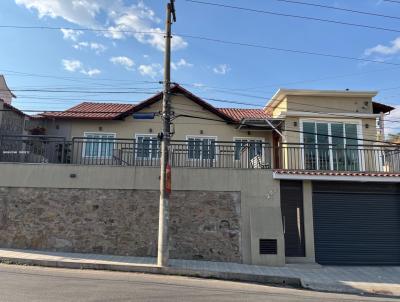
[
  {"x1": 286, "y1": 95, "x2": 373, "y2": 114},
  {"x1": 0, "y1": 163, "x2": 284, "y2": 266},
  {"x1": 41, "y1": 94, "x2": 273, "y2": 143}
]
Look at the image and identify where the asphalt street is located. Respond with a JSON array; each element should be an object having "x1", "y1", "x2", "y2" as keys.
[{"x1": 0, "y1": 264, "x2": 395, "y2": 302}]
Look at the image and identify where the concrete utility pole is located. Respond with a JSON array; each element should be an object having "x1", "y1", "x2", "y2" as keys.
[{"x1": 158, "y1": 0, "x2": 176, "y2": 267}]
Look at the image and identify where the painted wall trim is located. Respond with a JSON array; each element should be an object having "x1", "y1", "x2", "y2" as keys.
[{"x1": 273, "y1": 172, "x2": 400, "y2": 183}]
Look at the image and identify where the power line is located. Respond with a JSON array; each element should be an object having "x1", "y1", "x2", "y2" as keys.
[
  {"x1": 271, "y1": 0, "x2": 400, "y2": 21},
  {"x1": 0, "y1": 25, "x2": 162, "y2": 35},
  {"x1": 383, "y1": 0, "x2": 400, "y2": 3},
  {"x1": 172, "y1": 112, "x2": 400, "y2": 145},
  {"x1": 1, "y1": 25, "x2": 399, "y2": 67},
  {"x1": 184, "y1": 0, "x2": 400, "y2": 34},
  {"x1": 170, "y1": 92, "x2": 400, "y2": 123},
  {"x1": 0, "y1": 26, "x2": 400, "y2": 67},
  {"x1": 179, "y1": 34, "x2": 400, "y2": 67},
  {"x1": 4, "y1": 107, "x2": 395, "y2": 143},
  {"x1": 172, "y1": 107, "x2": 399, "y2": 142},
  {"x1": 1, "y1": 68, "x2": 160, "y2": 84},
  {"x1": 181, "y1": 65, "x2": 400, "y2": 93},
  {"x1": 7, "y1": 87, "x2": 399, "y2": 123},
  {"x1": 3, "y1": 81, "x2": 397, "y2": 122},
  {"x1": 0, "y1": 89, "x2": 160, "y2": 94},
  {"x1": 201, "y1": 90, "x2": 398, "y2": 119}
]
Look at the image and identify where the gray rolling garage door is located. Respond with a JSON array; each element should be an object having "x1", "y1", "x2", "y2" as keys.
[{"x1": 313, "y1": 182, "x2": 400, "y2": 265}]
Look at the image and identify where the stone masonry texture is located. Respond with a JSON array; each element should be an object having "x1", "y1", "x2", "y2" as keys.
[{"x1": 0, "y1": 188, "x2": 241, "y2": 262}]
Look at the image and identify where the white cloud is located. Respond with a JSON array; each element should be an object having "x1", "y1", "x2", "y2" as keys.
[
  {"x1": 131, "y1": 27, "x2": 187, "y2": 51},
  {"x1": 16, "y1": 0, "x2": 101, "y2": 27},
  {"x1": 62, "y1": 59, "x2": 100, "y2": 77},
  {"x1": 73, "y1": 41, "x2": 107, "y2": 54},
  {"x1": 110, "y1": 56, "x2": 135, "y2": 70},
  {"x1": 192, "y1": 83, "x2": 205, "y2": 88},
  {"x1": 81, "y1": 68, "x2": 101, "y2": 76},
  {"x1": 62, "y1": 59, "x2": 82, "y2": 72},
  {"x1": 365, "y1": 37, "x2": 400, "y2": 56},
  {"x1": 171, "y1": 58, "x2": 193, "y2": 70},
  {"x1": 138, "y1": 63, "x2": 162, "y2": 78},
  {"x1": 213, "y1": 64, "x2": 231, "y2": 75},
  {"x1": 90, "y1": 42, "x2": 107, "y2": 53},
  {"x1": 16, "y1": 0, "x2": 187, "y2": 51},
  {"x1": 60, "y1": 28, "x2": 83, "y2": 41},
  {"x1": 73, "y1": 41, "x2": 89, "y2": 49}
]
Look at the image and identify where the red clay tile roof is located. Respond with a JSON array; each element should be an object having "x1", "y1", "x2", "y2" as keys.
[
  {"x1": 274, "y1": 169, "x2": 400, "y2": 177},
  {"x1": 217, "y1": 108, "x2": 270, "y2": 121},
  {"x1": 37, "y1": 86, "x2": 271, "y2": 122},
  {"x1": 40, "y1": 102, "x2": 135, "y2": 120}
]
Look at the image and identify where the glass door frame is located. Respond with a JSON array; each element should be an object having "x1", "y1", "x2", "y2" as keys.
[{"x1": 299, "y1": 119, "x2": 364, "y2": 171}]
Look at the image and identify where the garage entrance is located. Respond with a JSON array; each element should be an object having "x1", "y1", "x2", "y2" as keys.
[{"x1": 313, "y1": 182, "x2": 400, "y2": 265}]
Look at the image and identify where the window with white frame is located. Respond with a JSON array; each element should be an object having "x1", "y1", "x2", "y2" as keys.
[
  {"x1": 234, "y1": 138, "x2": 264, "y2": 160},
  {"x1": 84, "y1": 133, "x2": 116, "y2": 158},
  {"x1": 136, "y1": 134, "x2": 160, "y2": 159},
  {"x1": 301, "y1": 121, "x2": 360, "y2": 171},
  {"x1": 187, "y1": 136, "x2": 216, "y2": 160}
]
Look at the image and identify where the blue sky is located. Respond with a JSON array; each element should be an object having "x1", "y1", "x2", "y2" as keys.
[{"x1": 0, "y1": 0, "x2": 400, "y2": 133}]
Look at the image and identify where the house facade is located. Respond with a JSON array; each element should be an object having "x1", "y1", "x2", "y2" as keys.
[
  {"x1": 0, "y1": 75, "x2": 29, "y2": 162},
  {"x1": 0, "y1": 84, "x2": 399, "y2": 266}
]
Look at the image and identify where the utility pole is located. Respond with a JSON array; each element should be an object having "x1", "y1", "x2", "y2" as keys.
[{"x1": 158, "y1": 0, "x2": 176, "y2": 267}]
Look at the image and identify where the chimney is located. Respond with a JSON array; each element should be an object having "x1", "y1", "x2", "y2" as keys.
[{"x1": 0, "y1": 75, "x2": 16, "y2": 105}]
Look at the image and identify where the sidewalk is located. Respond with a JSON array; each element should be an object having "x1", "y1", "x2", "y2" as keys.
[{"x1": 0, "y1": 248, "x2": 399, "y2": 297}]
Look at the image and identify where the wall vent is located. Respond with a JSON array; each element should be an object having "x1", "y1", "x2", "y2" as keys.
[{"x1": 259, "y1": 239, "x2": 277, "y2": 254}]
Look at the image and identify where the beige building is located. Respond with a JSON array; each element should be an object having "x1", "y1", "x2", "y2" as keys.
[{"x1": 1, "y1": 84, "x2": 399, "y2": 267}]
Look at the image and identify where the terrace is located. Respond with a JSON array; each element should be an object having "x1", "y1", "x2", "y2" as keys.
[{"x1": 0, "y1": 135, "x2": 399, "y2": 173}]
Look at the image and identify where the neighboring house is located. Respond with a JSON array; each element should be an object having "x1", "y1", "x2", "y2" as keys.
[
  {"x1": 0, "y1": 75, "x2": 29, "y2": 162},
  {"x1": 0, "y1": 75, "x2": 24, "y2": 136},
  {"x1": 1, "y1": 84, "x2": 399, "y2": 266}
]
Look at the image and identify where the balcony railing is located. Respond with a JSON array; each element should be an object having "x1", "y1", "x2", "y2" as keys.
[
  {"x1": 69, "y1": 138, "x2": 272, "y2": 169},
  {"x1": 275, "y1": 143, "x2": 400, "y2": 173},
  {"x1": 0, "y1": 135, "x2": 399, "y2": 173}
]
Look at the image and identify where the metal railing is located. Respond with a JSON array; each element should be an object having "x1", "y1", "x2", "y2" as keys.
[
  {"x1": 0, "y1": 135, "x2": 68, "y2": 164},
  {"x1": 70, "y1": 138, "x2": 272, "y2": 169},
  {"x1": 1, "y1": 135, "x2": 399, "y2": 173},
  {"x1": 276, "y1": 143, "x2": 400, "y2": 173}
]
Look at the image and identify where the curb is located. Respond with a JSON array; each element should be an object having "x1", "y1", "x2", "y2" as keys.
[
  {"x1": 0, "y1": 256, "x2": 302, "y2": 288},
  {"x1": 300, "y1": 280, "x2": 400, "y2": 298}
]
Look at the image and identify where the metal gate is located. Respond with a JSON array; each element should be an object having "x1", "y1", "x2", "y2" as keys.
[{"x1": 313, "y1": 182, "x2": 400, "y2": 265}]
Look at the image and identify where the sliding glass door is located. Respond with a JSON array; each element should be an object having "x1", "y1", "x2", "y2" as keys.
[{"x1": 302, "y1": 121, "x2": 361, "y2": 171}]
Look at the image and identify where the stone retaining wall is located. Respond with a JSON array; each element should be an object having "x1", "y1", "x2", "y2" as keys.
[{"x1": 0, "y1": 188, "x2": 241, "y2": 262}]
